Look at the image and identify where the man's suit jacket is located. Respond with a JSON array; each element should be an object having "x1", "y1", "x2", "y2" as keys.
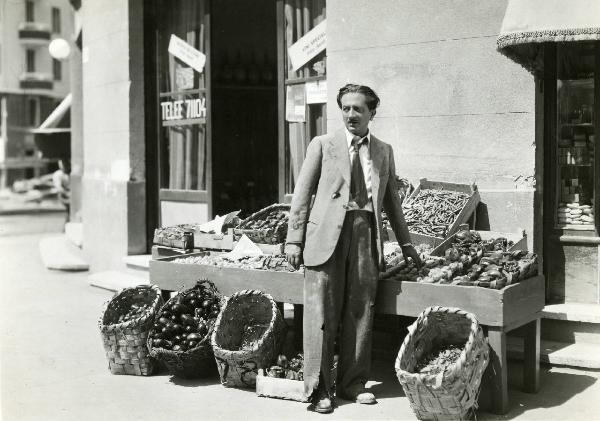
[{"x1": 286, "y1": 129, "x2": 412, "y2": 269}]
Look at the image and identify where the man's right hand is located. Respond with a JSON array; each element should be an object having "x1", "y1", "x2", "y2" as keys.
[{"x1": 285, "y1": 243, "x2": 303, "y2": 269}]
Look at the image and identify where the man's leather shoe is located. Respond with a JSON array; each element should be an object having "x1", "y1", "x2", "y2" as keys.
[
  {"x1": 313, "y1": 396, "x2": 334, "y2": 414},
  {"x1": 338, "y1": 388, "x2": 377, "y2": 405}
]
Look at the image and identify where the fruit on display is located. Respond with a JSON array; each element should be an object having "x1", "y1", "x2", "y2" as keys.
[
  {"x1": 172, "y1": 253, "x2": 301, "y2": 272},
  {"x1": 115, "y1": 302, "x2": 152, "y2": 324},
  {"x1": 149, "y1": 282, "x2": 221, "y2": 352},
  {"x1": 267, "y1": 353, "x2": 304, "y2": 381},
  {"x1": 384, "y1": 242, "x2": 433, "y2": 268},
  {"x1": 401, "y1": 189, "x2": 471, "y2": 238}
]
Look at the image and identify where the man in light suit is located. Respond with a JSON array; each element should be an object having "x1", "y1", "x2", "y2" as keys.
[{"x1": 285, "y1": 84, "x2": 422, "y2": 413}]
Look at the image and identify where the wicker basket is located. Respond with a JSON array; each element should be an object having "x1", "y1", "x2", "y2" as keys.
[
  {"x1": 234, "y1": 204, "x2": 290, "y2": 245},
  {"x1": 395, "y1": 306, "x2": 489, "y2": 421},
  {"x1": 147, "y1": 280, "x2": 223, "y2": 378},
  {"x1": 99, "y1": 284, "x2": 164, "y2": 376},
  {"x1": 211, "y1": 289, "x2": 286, "y2": 388}
]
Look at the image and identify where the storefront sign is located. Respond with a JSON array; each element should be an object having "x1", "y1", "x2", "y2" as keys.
[
  {"x1": 160, "y1": 97, "x2": 207, "y2": 126},
  {"x1": 168, "y1": 34, "x2": 206, "y2": 73},
  {"x1": 285, "y1": 85, "x2": 306, "y2": 122},
  {"x1": 288, "y1": 20, "x2": 326, "y2": 72},
  {"x1": 305, "y1": 80, "x2": 327, "y2": 104}
]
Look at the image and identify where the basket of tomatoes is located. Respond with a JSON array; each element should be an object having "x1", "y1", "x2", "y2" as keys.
[{"x1": 147, "y1": 279, "x2": 223, "y2": 378}]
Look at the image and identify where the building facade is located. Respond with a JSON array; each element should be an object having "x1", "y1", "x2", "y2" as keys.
[
  {"x1": 0, "y1": 0, "x2": 73, "y2": 185},
  {"x1": 79, "y1": 1, "x2": 599, "y2": 306}
]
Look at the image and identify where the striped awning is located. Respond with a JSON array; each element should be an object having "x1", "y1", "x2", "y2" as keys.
[{"x1": 497, "y1": 0, "x2": 600, "y2": 74}]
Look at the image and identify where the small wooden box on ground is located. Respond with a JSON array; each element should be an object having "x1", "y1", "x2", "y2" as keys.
[{"x1": 256, "y1": 369, "x2": 309, "y2": 402}]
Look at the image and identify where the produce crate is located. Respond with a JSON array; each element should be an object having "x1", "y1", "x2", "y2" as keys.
[
  {"x1": 151, "y1": 245, "x2": 198, "y2": 259},
  {"x1": 256, "y1": 369, "x2": 309, "y2": 402},
  {"x1": 153, "y1": 228, "x2": 194, "y2": 250},
  {"x1": 193, "y1": 228, "x2": 235, "y2": 250},
  {"x1": 150, "y1": 252, "x2": 304, "y2": 304},
  {"x1": 389, "y1": 178, "x2": 480, "y2": 247}
]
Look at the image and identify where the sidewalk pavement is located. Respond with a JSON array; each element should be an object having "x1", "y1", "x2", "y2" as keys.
[{"x1": 1, "y1": 214, "x2": 600, "y2": 421}]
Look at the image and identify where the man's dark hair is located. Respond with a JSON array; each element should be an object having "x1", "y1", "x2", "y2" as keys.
[{"x1": 336, "y1": 83, "x2": 380, "y2": 111}]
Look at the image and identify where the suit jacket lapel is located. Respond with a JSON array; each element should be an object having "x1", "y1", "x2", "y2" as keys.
[
  {"x1": 370, "y1": 135, "x2": 385, "y2": 209},
  {"x1": 328, "y1": 129, "x2": 350, "y2": 184}
]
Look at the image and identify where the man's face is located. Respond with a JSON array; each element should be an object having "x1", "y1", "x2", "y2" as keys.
[{"x1": 340, "y1": 92, "x2": 374, "y2": 137}]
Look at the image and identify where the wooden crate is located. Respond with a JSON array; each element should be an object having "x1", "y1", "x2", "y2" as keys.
[
  {"x1": 393, "y1": 178, "x2": 480, "y2": 245},
  {"x1": 150, "y1": 252, "x2": 304, "y2": 304},
  {"x1": 431, "y1": 229, "x2": 528, "y2": 256},
  {"x1": 193, "y1": 228, "x2": 235, "y2": 250},
  {"x1": 256, "y1": 369, "x2": 309, "y2": 402}
]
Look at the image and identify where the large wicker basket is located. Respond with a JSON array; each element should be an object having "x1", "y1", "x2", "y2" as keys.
[
  {"x1": 395, "y1": 306, "x2": 489, "y2": 421},
  {"x1": 99, "y1": 284, "x2": 164, "y2": 376},
  {"x1": 211, "y1": 289, "x2": 286, "y2": 388},
  {"x1": 147, "y1": 280, "x2": 223, "y2": 378},
  {"x1": 234, "y1": 204, "x2": 290, "y2": 245}
]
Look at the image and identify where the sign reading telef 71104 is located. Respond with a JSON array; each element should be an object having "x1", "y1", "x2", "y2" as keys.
[{"x1": 160, "y1": 96, "x2": 207, "y2": 126}]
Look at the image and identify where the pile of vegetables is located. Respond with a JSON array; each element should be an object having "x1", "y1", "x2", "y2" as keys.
[
  {"x1": 384, "y1": 242, "x2": 433, "y2": 268},
  {"x1": 415, "y1": 344, "x2": 462, "y2": 376},
  {"x1": 149, "y1": 283, "x2": 221, "y2": 352},
  {"x1": 173, "y1": 253, "x2": 300, "y2": 272},
  {"x1": 267, "y1": 354, "x2": 304, "y2": 380},
  {"x1": 115, "y1": 302, "x2": 152, "y2": 324},
  {"x1": 385, "y1": 230, "x2": 538, "y2": 289},
  {"x1": 401, "y1": 189, "x2": 471, "y2": 238}
]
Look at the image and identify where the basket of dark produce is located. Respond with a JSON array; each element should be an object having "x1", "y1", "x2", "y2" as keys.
[
  {"x1": 147, "y1": 280, "x2": 224, "y2": 378},
  {"x1": 211, "y1": 289, "x2": 286, "y2": 388},
  {"x1": 395, "y1": 306, "x2": 489, "y2": 421},
  {"x1": 234, "y1": 204, "x2": 290, "y2": 245},
  {"x1": 99, "y1": 284, "x2": 164, "y2": 376}
]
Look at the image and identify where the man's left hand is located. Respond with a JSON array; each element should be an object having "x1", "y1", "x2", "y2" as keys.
[{"x1": 401, "y1": 244, "x2": 423, "y2": 269}]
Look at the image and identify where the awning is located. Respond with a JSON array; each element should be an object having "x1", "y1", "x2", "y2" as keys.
[{"x1": 497, "y1": 0, "x2": 600, "y2": 74}]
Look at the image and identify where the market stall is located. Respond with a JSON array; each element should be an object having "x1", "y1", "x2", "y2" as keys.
[{"x1": 148, "y1": 197, "x2": 543, "y2": 415}]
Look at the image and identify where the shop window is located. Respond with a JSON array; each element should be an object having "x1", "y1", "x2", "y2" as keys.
[
  {"x1": 53, "y1": 58, "x2": 61, "y2": 81},
  {"x1": 555, "y1": 42, "x2": 597, "y2": 231},
  {"x1": 157, "y1": 0, "x2": 208, "y2": 192},
  {"x1": 281, "y1": 0, "x2": 327, "y2": 195},
  {"x1": 25, "y1": 0, "x2": 34, "y2": 22},
  {"x1": 26, "y1": 49, "x2": 35, "y2": 72},
  {"x1": 52, "y1": 7, "x2": 61, "y2": 34}
]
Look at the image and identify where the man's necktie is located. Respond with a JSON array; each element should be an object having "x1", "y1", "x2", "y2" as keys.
[{"x1": 350, "y1": 136, "x2": 368, "y2": 208}]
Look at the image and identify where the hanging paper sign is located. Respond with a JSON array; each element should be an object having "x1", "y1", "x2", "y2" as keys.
[
  {"x1": 175, "y1": 66, "x2": 194, "y2": 90},
  {"x1": 160, "y1": 93, "x2": 207, "y2": 126},
  {"x1": 285, "y1": 85, "x2": 306, "y2": 122},
  {"x1": 288, "y1": 20, "x2": 326, "y2": 72},
  {"x1": 168, "y1": 34, "x2": 206, "y2": 73},
  {"x1": 305, "y1": 80, "x2": 327, "y2": 104}
]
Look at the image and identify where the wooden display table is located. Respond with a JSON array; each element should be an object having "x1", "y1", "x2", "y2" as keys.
[{"x1": 150, "y1": 256, "x2": 543, "y2": 415}]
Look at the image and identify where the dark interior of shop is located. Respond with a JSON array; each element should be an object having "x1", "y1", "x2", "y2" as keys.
[{"x1": 211, "y1": 0, "x2": 279, "y2": 217}]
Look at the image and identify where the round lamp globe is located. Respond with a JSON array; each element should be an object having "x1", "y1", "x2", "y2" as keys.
[{"x1": 49, "y1": 38, "x2": 71, "y2": 60}]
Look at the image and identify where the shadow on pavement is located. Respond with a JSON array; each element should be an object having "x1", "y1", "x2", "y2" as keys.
[{"x1": 479, "y1": 364, "x2": 598, "y2": 420}]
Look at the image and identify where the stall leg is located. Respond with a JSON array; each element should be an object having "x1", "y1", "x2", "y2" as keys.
[
  {"x1": 293, "y1": 304, "x2": 303, "y2": 351},
  {"x1": 486, "y1": 327, "x2": 508, "y2": 415},
  {"x1": 523, "y1": 318, "x2": 540, "y2": 393}
]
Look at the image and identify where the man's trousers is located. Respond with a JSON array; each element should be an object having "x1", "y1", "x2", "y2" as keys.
[{"x1": 302, "y1": 210, "x2": 379, "y2": 397}]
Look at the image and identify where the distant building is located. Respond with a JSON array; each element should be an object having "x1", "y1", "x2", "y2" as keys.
[{"x1": 0, "y1": 0, "x2": 73, "y2": 186}]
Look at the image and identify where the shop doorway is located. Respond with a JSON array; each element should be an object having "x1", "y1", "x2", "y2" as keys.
[{"x1": 210, "y1": 0, "x2": 278, "y2": 217}]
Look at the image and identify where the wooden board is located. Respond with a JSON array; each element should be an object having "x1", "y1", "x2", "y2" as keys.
[{"x1": 375, "y1": 275, "x2": 545, "y2": 327}]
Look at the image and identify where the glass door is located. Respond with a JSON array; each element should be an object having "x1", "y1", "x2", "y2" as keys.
[{"x1": 155, "y1": 0, "x2": 211, "y2": 227}]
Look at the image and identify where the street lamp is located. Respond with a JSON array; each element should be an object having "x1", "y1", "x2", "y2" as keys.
[{"x1": 49, "y1": 38, "x2": 71, "y2": 61}]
